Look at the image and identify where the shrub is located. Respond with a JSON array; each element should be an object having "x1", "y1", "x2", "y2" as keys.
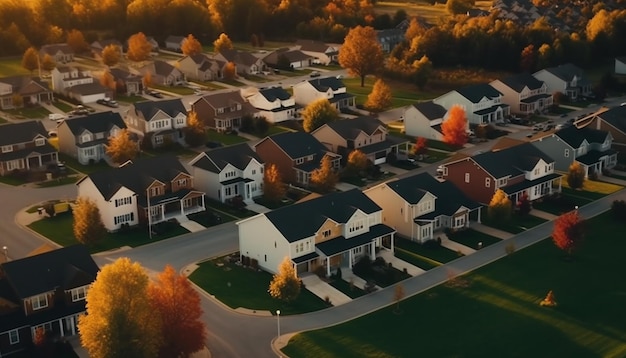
[
  {"x1": 239, "y1": 115, "x2": 254, "y2": 133},
  {"x1": 43, "y1": 203, "x2": 56, "y2": 217},
  {"x1": 250, "y1": 258, "x2": 258, "y2": 269},
  {"x1": 353, "y1": 256, "x2": 372, "y2": 276},
  {"x1": 611, "y1": 200, "x2": 626, "y2": 221},
  {"x1": 423, "y1": 239, "x2": 441, "y2": 249}
]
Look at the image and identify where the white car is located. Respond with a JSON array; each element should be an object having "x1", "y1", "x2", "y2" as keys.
[{"x1": 49, "y1": 113, "x2": 67, "y2": 121}]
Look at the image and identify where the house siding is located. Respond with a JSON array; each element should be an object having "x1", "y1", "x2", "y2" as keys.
[
  {"x1": 238, "y1": 214, "x2": 290, "y2": 274},
  {"x1": 255, "y1": 139, "x2": 296, "y2": 183},
  {"x1": 191, "y1": 99, "x2": 217, "y2": 128},
  {"x1": 364, "y1": 184, "x2": 417, "y2": 240},
  {"x1": 443, "y1": 158, "x2": 495, "y2": 204},
  {"x1": 591, "y1": 117, "x2": 626, "y2": 153},
  {"x1": 311, "y1": 125, "x2": 346, "y2": 152},
  {"x1": 531, "y1": 136, "x2": 574, "y2": 172},
  {"x1": 403, "y1": 106, "x2": 443, "y2": 140}
]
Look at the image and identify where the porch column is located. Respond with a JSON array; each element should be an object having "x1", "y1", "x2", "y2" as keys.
[
  {"x1": 180, "y1": 200, "x2": 184, "y2": 215},
  {"x1": 477, "y1": 206, "x2": 482, "y2": 223},
  {"x1": 390, "y1": 233, "x2": 395, "y2": 253},
  {"x1": 326, "y1": 258, "x2": 331, "y2": 277},
  {"x1": 348, "y1": 250, "x2": 353, "y2": 269},
  {"x1": 58, "y1": 318, "x2": 64, "y2": 336},
  {"x1": 201, "y1": 195, "x2": 205, "y2": 210},
  {"x1": 160, "y1": 205, "x2": 164, "y2": 221},
  {"x1": 38, "y1": 156, "x2": 42, "y2": 167},
  {"x1": 370, "y1": 241, "x2": 375, "y2": 260}
]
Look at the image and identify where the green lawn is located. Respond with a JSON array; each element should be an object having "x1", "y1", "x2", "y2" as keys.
[
  {"x1": 420, "y1": 149, "x2": 450, "y2": 163},
  {"x1": 116, "y1": 95, "x2": 147, "y2": 103},
  {"x1": 343, "y1": 77, "x2": 435, "y2": 109},
  {"x1": 395, "y1": 248, "x2": 440, "y2": 270},
  {"x1": 189, "y1": 259, "x2": 330, "y2": 315},
  {"x1": 58, "y1": 153, "x2": 112, "y2": 175},
  {"x1": 447, "y1": 228, "x2": 502, "y2": 249},
  {"x1": 0, "y1": 57, "x2": 29, "y2": 76},
  {"x1": 426, "y1": 139, "x2": 458, "y2": 152},
  {"x1": 205, "y1": 130, "x2": 249, "y2": 145},
  {"x1": 265, "y1": 125, "x2": 291, "y2": 136},
  {"x1": 562, "y1": 187, "x2": 608, "y2": 201},
  {"x1": 0, "y1": 117, "x2": 7, "y2": 124},
  {"x1": 205, "y1": 198, "x2": 258, "y2": 219},
  {"x1": 36, "y1": 176, "x2": 78, "y2": 188},
  {"x1": 187, "y1": 210, "x2": 233, "y2": 226},
  {"x1": 52, "y1": 101, "x2": 74, "y2": 112},
  {"x1": 5, "y1": 106, "x2": 51, "y2": 119},
  {"x1": 0, "y1": 175, "x2": 27, "y2": 186},
  {"x1": 27, "y1": 212, "x2": 189, "y2": 254},
  {"x1": 283, "y1": 212, "x2": 626, "y2": 358},
  {"x1": 144, "y1": 145, "x2": 199, "y2": 159},
  {"x1": 482, "y1": 212, "x2": 548, "y2": 234},
  {"x1": 395, "y1": 237, "x2": 461, "y2": 263},
  {"x1": 150, "y1": 84, "x2": 195, "y2": 95},
  {"x1": 220, "y1": 79, "x2": 247, "y2": 87}
]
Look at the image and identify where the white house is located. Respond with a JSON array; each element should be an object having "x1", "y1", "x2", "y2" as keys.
[
  {"x1": 434, "y1": 83, "x2": 510, "y2": 126},
  {"x1": 237, "y1": 189, "x2": 395, "y2": 276},
  {"x1": 403, "y1": 101, "x2": 448, "y2": 140},
  {"x1": 51, "y1": 66, "x2": 108, "y2": 103},
  {"x1": 533, "y1": 63, "x2": 592, "y2": 101},
  {"x1": 295, "y1": 40, "x2": 339, "y2": 65},
  {"x1": 490, "y1": 73, "x2": 554, "y2": 115},
  {"x1": 125, "y1": 99, "x2": 188, "y2": 148},
  {"x1": 190, "y1": 143, "x2": 265, "y2": 203},
  {"x1": 246, "y1": 87, "x2": 297, "y2": 123},
  {"x1": 293, "y1": 77, "x2": 355, "y2": 110}
]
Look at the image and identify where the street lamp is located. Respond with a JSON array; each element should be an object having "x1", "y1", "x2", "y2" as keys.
[
  {"x1": 276, "y1": 310, "x2": 281, "y2": 338},
  {"x1": 2, "y1": 246, "x2": 7, "y2": 262}
]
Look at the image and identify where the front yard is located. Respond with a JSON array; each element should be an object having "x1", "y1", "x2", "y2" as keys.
[
  {"x1": 205, "y1": 130, "x2": 249, "y2": 146},
  {"x1": 481, "y1": 212, "x2": 548, "y2": 234},
  {"x1": 4, "y1": 106, "x2": 51, "y2": 119},
  {"x1": 446, "y1": 228, "x2": 502, "y2": 249},
  {"x1": 394, "y1": 237, "x2": 462, "y2": 271},
  {"x1": 343, "y1": 76, "x2": 437, "y2": 109},
  {"x1": 283, "y1": 212, "x2": 626, "y2": 358}
]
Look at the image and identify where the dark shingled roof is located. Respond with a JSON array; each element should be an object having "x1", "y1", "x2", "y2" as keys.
[
  {"x1": 0, "y1": 120, "x2": 47, "y2": 146},
  {"x1": 261, "y1": 131, "x2": 327, "y2": 159},
  {"x1": 541, "y1": 63, "x2": 589, "y2": 84},
  {"x1": 218, "y1": 49, "x2": 261, "y2": 67},
  {"x1": 295, "y1": 40, "x2": 336, "y2": 53},
  {"x1": 259, "y1": 87, "x2": 292, "y2": 102},
  {"x1": 192, "y1": 143, "x2": 263, "y2": 173},
  {"x1": 456, "y1": 84, "x2": 503, "y2": 103},
  {"x1": 133, "y1": 98, "x2": 187, "y2": 120},
  {"x1": 597, "y1": 105, "x2": 626, "y2": 133},
  {"x1": 82, "y1": 155, "x2": 188, "y2": 201},
  {"x1": 0, "y1": 76, "x2": 50, "y2": 95},
  {"x1": 498, "y1": 73, "x2": 545, "y2": 92},
  {"x1": 265, "y1": 189, "x2": 383, "y2": 242},
  {"x1": 308, "y1": 77, "x2": 345, "y2": 92},
  {"x1": 153, "y1": 60, "x2": 178, "y2": 76},
  {"x1": 473, "y1": 142, "x2": 554, "y2": 179},
  {"x1": 323, "y1": 116, "x2": 385, "y2": 139},
  {"x1": 0, "y1": 245, "x2": 98, "y2": 299},
  {"x1": 109, "y1": 68, "x2": 142, "y2": 82},
  {"x1": 555, "y1": 125, "x2": 610, "y2": 148},
  {"x1": 411, "y1": 101, "x2": 447, "y2": 120},
  {"x1": 63, "y1": 111, "x2": 126, "y2": 136}
]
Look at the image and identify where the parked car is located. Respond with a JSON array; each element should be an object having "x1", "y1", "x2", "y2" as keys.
[
  {"x1": 310, "y1": 71, "x2": 321, "y2": 78},
  {"x1": 48, "y1": 113, "x2": 67, "y2": 121},
  {"x1": 148, "y1": 90, "x2": 163, "y2": 98},
  {"x1": 96, "y1": 99, "x2": 119, "y2": 108}
]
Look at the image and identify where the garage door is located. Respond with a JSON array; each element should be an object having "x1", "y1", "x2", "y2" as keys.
[{"x1": 374, "y1": 151, "x2": 387, "y2": 165}]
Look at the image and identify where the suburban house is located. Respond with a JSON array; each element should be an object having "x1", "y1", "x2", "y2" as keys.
[
  {"x1": 311, "y1": 116, "x2": 409, "y2": 165},
  {"x1": 376, "y1": 28, "x2": 405, "y2": 53},
  {"x1": 57, "y1": 111, "x2": 127, "y2": 165},
  {"x1": 191, "y1": 90, "x2": 258, "y2": 131},
  {"x1": 76, "y1": 155, "x2": 206, "y2": 232},
  {"x1": 530, "y1": 124, "x2": 618, "y2": 177},
  {"x1": 434, "y1": 83, "x2": 510, "y2": 125},
  {"x1": 533, "y1": 63, "x2": 592, "y2": 101},
  {"x1": 254, "y1": 131, "x2": 341, "y2": 186},
  {"x1": 262, "y1": 48, "x2": 314, "y2": 69},
  {"x1": 246, "y1": 87, "x2": 297, "y2": 123},
  {"x1": 50, "y1": 66, "x2": 109, "y2": 103},
  {"x1": 164, "y1": 35, "x2": 186, "y2": 52},
  {"x1": 490, "y1": 73, "x2": 553, "y2": 115},
  {"x1": 403, "y1": 101, "x2": 448, "y2": 141},
  {"x1": 177, "y1": 54, "x2": 225, "y2": 81},
  {"x1": 190, "y1": 143, "x2": 264, "y2": 204},
  {"x1": 40, "y1": 43, "x2": 74, "y2": 64},
  {"x1": 0, "y1": 121, "x2": 58, "y2": 176},
  {"x1": 0, "y1": 76, "x2": 53, "y2": 110},
  {"x1": 293, "y1": 77, "x2": 356, "y2": 111},
  {"x1": 90, "y1": 39, "x2": 123, "y2": 58},
  {"x1": 364, "y1": 173, "x2": 482, "y2": 243},
  {"x1": 615, "y1": 57, "x2": 626, "y2": 75},
  {"x1": 215, "y1": 49, "x2": 265, "y2": 75},
  {"x1": 295, "y1": 40, "x2": 339, "y2": 65},
  {"x1": 585, "y1": 106, "x2": 626, "y2": 153},
  {"x1": 108, "y1": 68, "x2": 143, "y2": 96},
  {"x1": 0, "y1": 245, "x2": 99, "y2": 358},
  {"x1": 237, "y1": 189, "x2": 396, "y2": 276},
  {"x1": 438, "y1": 141, "x2": 562, "y2": 204},
  {"x1": 137, "y1": 60, "x2": 184, "y2": 86},
  {"x1": 125, "y1": 99, "x2": 188, "y2": 148}
]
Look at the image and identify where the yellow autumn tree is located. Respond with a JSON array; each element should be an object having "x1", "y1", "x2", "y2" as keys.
[
  {"x1": 223, "y1": 62, "x2": 236, "y2": 80},
  {"x1": 338, "y1": 26, "x2": 384, "y2": 87},
  {"x1": 302, "y1": 98, "x2": 339, "y2": 133},
  {"x1": 181, "y1": 34, "x2": 202, "y2": 56},
  {"x1": 213, "y1": 33, "x2": 233, "y2": 54},
  {"x1": 21, "y1": 47, "x2": 39, "y2": 74},
  {"x1": 72, "y1": 197, "x2": 106, "y2": 246},
  {"x1": 310, "y1": 155, "x2": 339, "y2": 193},
  {"x1": 41, "y1": 53, "x2": 56, "y2": 72},
  {"x1": 268, "y1": 256, "x2": 301, "y2": 303},
  {"x1": 79, "y1": 258, "x2": 161, "y2": 358},
  {"x1": 101, "y1": 44, "x2": 121, "y2": 67},
  {"x1": 263, "y1": 163, "x2": 286, "y2": 203},
  {"x1": 345, "y1": 150, "x2": 369, "y2": 177},
  {"x1": 488, "y1": 189, "x2": 512, "y2": 222},
  {"x1": 183, "y1": 110, "x2": 205, "y2": 147},
  {"x1": 66, "y1": 29, "x2": 89, "y2": 53},
  {"x1": 100, "y1": 70, "x2": 116, "y2": 91},
  {"x1": 365, "y1": 78, "x2": 392, "y2": 112},
  {"x1": 567, "y1": 161, "x2": 585, "y2": 190},
  {"x1": 127, "y1": 32, "x2": 152, "y2": 62},
  {"x1": 105, "y1": 129, "x2": 138, "y2": 164}
]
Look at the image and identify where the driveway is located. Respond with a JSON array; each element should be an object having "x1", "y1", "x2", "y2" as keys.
[
  {"x1": 300, "y1": 274, "x2": 351, "y2": 306},
  {"x1": 378, "y1": 249, "x2": 425, "y2": 276}
]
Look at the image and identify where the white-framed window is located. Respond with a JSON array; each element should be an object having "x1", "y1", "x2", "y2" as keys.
[
  {"x1": 534, "y1": 168, "x2": 540, "y2": 175},
  {"x1": 464, "y1": 173, "x2": 470, "y2": 183},
  {"x1": 252, "y1": 169, "x2": 256, "y2": 175},
  {"x1": 71, "y1": 286, "x2": 88, "y2": 302},
  {"x1": 176, "y1": 117, "x2": 185, "y2": 125},
  {"x1": 114, "y1": 212, "x2": 134, "y2": 225},
  {"x1": 564, "y1": 149, "x2": 569, "y2": 157},
  {"x1": 322, "y1": 229, "x2": 331, "y2": 237},
  {"x1": 497, "y1": 178, "x2": 507, "y2": 187},
  {"x1": 349, "y1": 220, "x2": 365, "y2": 233},
  {"x1": 7, "y1": 160, "x2": 22, "y2": 171},
  {"x1": 178, "y1": 178, "x2": 187, "y2": 186},
  {"x1": 183, "y1": 198, "x2": 193, "y2": 208},
  {"x1": 295, "y1": 157, "x2": 305, "y2": 165},
  {"x1": 9, "y1": 329, "x2": 19, "y2": 344},
  {"x1": 485, "y1": 178, "x2": 490, "y2": 187},
  {"x1": 154, "y1": 136, "x2": 163, "y2": 145},
  {"x1": 217, "y1": 108, "x2": 224, "y2": 114},
  {"x1": 1, "y1": 145, "x2": 12, "y2": 153},
  {"x1": 81, "y1": 133, "x2": 92, "y2": 143},
  {"x1": 32, "y1": 294, "x2": 48, "y2": 310},
  {"x1": 260, "y1": 167, "x2": 264, "y2": 173},
  {"x1": 114, "y1": 196, "x2": 132, "y2": 207},
  {"x1": 35, "y1": 138, "x2": 46, "y2": 146}
]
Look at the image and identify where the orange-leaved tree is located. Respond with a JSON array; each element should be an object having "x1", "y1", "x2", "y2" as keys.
[
  {"x1": 268, "y1": 256, "x2": 301, "y2": 303},
  {"x1": 310, "y1": 155, "x2": 339, "y2": 193},
  {"x1": 101, "y1": 44, "x2": 121, "y2": 67},
  {"x1": 182, "y1": 34, "x2": 202, "y2": 56},
  {"x1": 338, "y1": 26, "x2": 384, "y2": 87},
  {"x1": 552, "y1": 210, "x2": 585, "y2": 257},
  {"x1": 127, "y1": 32, "x2": 152, "y2": 62},
  {"x1": 213, "y1": 33, "x2": 233, "y2": 53},
  {"x1": 441, "y1": 105, "x2": 468, "y2": 147},
  {"x1": 263, "y1": 163, "x2": 286, "y2": 203},
  {"x1": 412, "y1": 137, "x2": 427, "y2": 156},
  {"x1": 365, "y1": 78, "x2": 392, "y2": 112}
]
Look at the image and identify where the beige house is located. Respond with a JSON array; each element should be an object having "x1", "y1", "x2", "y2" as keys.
[
  {"x1": 403, "y1": 101, "x2": 448, "y2": 141},
  {"x1": 177, "y1": 54, "x2": 225, "y2": 81}
]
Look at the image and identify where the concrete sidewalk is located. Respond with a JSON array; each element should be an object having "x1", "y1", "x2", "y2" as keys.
[
  {"x1": 471, "y1": 223, "x2": 514, "y2": 240},
  {"x1": 379, "y1": 250, "x2": 425, "y2": 276},
  {"x1": 440, "y1": 235, "x2": 476, "y2": 255},
  {"x1": 179, "y1": 218, "x2": 206, "y2": 233},
  {"x1": 246, "y1": 202, "x2": 271, "y2": 214},
  {"x1": 300, "y1": 274, "x2": 351, "y2": 306},
  {"x1": 598, "y1": 175, "x2": 626, "y2": 186}
]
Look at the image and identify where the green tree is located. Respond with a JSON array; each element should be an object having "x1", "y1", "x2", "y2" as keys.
[
  {"x1": 184, "y1": 111, "x2": 206, "y2": 147},
  {"x1": 72, "y1": 197, "x2": 106, "y2": 246},
  {"x1": 567, "y1": 162, "x2": 585, "y2": 190},
  {"x1": 79, "y1": 258, "x2": 161, "y2": 358},
  {"x1": 263, "y1": 163, "x2": 286, "y2": 203},
  {"x1": 488, "y1": 189, "x2": 512, "y2": 222},
  {"x1": 268, "y1": 256, "x2": 301, "y2": 303},
  {"x1": 302, "y1": 98, "x2": 339, "y2": 133},
  {"x1": 365, "y1": 78, "x2": 392, "y2": 112},
  {"x1": 41, "y1": 53, "x2": 56, "y2": 72},
  {"x1": 21, "y1": 47, "x2": 39, "y2": 74},
  {"x1": 127, "y1": 32, "x2": 152, "y2": 62},
  {"x1": 254, "y1": 116, "x2": 270, "y2": 135},
  {"x1": 181, "y1": 34, "x2": 202, "y2": 56},
  {"x1": 105, "y1": 129, "x2": 139, "y2": 164},
  {"x1": 213, "y1": 33, "x2": 233, "y2": 53},
  {"x1": 310, "y1": 155, "x2": 339, "y2": 193},
  {"x1": 338, "y1": 26, "x2": 384, "y2": 87},
  {"x1": 101, "y1": 44, "x2": 121, "y2": 67}
]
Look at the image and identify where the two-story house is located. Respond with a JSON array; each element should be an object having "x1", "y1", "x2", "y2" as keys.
[
  {"x1": 0, "y1": 76, "x2": 53, "y2": 110},
  {"x1": 246, "y1": 87, "x2": 297, "y2": 123},
  {"x1": 490, "y1": 73, "x2": 553, "y2": 115},
  {"x1": 586, "y1": 106, "x2": 626, "y2": 153},
  {"x1": 50, "y1": 66, "x2": 109, "y2": 103},
  {"x1": 293, "y1": 77, "x2": 356, "y2": 111},
  {"x1": 164, "y1": 35, "x2": 186, "y2": 52},
  {"x1": 40, "y1": 43, "x2": 74, "y2": 64},
  {"x1": 530, "y1": 125, "x2": 617, "y2": 177},
  {"x1": 57, "y1": 111, "x2": 127, "y2": 165},
  {"x1": 76, "y1": 155, "x2": 206, "y2": 232},
  {"x1": 190, "y1": 143, "x2": 264, "y2": 203},
  {"x1": 125, "y1": 99, "x2": 187, "y2": 148},
  {"x1": 254, "y1": 131, "x2": 341, "y2": 186},
  {"x1": 438, "y1": 142, "x2": 562, "y2": 204},
  {"x1": 295, "y1": 40, "x2": 338, "y2": 65},
  {"x1": 364, "y1": 173, "x2": 482, "y2": 243},
  {"x1": 191, "y1": 90, "x2": 258, "y2": 131},
  {"x1": 215, "y1": 49, "x2": 265, "y2": 75},
  {"x1": 262, "y1": 48, "x2": 314, "y2": 69},
  {"x1": 109, "y1": 68, "x2": 143, "y2": 96},
  {"x1": 533, "y1": 63, "x2": 592, "y2": 101},
  {"x1": 434, "y1": 83, "x2": 510, "y2": 125},
  {"x1": 311, "y1": 116, "x2": 409, "y2": 165},
  {"x1": 0, "y1": 245, "x2": 99, "y2": 357},
  {"x1": 176, "y1": 54, "x2": 225, "y2": 81},
  {"x1": 403, "y1": 101, "x2": 448, "y2": 140},
  {"x1": 0, "y1": 121, "x2": 58, "y2": 176},
  {"x1": 137, "y1": 60, "x2": 184, "y2": 86},
  {"x1": 237, "y1": 189, "x2": 396, "y2": 276}
]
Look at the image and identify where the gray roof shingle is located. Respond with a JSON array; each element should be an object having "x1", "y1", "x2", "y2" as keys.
[
  {"x1": 555, "y1": 125, "x2": 610, "y2": 148},
  {"x1": 0, "y1": 120, "x2": 47, "y2": 146},
  {"x1": 473, "y1": 142, "x2": 554, "y2": 178},
  {"x1": 498, "y1": 73, "x2": 545, "y2": 92},
  {"x1": 308, "y1": 77, "x2": 345, "y2": 92},
  {"x1": 192, "y1": 143, "x2": 263, "y2": 173},
  {"x1": 456, "y1": 84, "x2": 503, "y2": 103},
  {"x1": 323, "y1": 116, "x2": 385, "y2": 140},
  {"x1": 597, "y1": 105, "x2": 626, "y2": 133},
  {"x1": 261, "y1": 131, "x2": 327, "y2": 159},
  {"x1": 132, "y1": 99, "x2": 187, "y2": 120},
  {"x1": 63, "y1": 111, "x2": 126, "y2": 136},
  {"x1": 411, "y1": 101, "x2": 447, "y2": 120}
]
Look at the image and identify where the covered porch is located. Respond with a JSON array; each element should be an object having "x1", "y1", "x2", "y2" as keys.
[
  {"x1": 218, "y1": 177, "x2": 258, "y2": 203},
  {"x1": 577, "y1": 149, "x2": 618, "y2": 177},
  {"x1": 215, "y1": 116, "x2": 242, "y2": 132},
  {"x1": 330, "y1": 93, "x2": 356, "y2": 110},
  {"x1": 519, "y1": 93, "x2": 553, "y2": 114},
  {"x1": 145, "y1": 190, "x2": 206, "y2": 224},
  {"x1": 360, "y1": 136, "x2": 410, "y2": 165},
  {"x1": 504, "y1": 173, "x2": 562, "y2": 203},
  {"x1": 475, "y1": 104, "x2": 510, "y2": 124}
]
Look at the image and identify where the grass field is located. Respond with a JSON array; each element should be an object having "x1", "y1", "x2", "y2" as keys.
[
  {"x1": 206, "y1": 130, "x2": 249, "y2": 145},
  {"x1": 482, "y1": 212, "x2": 548, "y2": 234},
  {"x1": 5, "y1": 106, "x2": 51, "y2": 119},
  {"x1": 343, "y1": 76, "x2": 437, "y2": 109},
  {"x1": 374, "y1": 0, "x2": 492, "y2": 24},
  {"x1": 0, "y1": 57, "x2": 29, "y2": 77},
  {"x1": 447, "y1": 228, "x2": 502, "y2": 249},
  {"x1": 283, "y1": 212, "x2": 626, "y2": 358}
]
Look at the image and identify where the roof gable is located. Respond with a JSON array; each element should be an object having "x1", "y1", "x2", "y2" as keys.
[
  {"x1": 192, "y1": 143, "x2": 263, "y2": 173},
  {"x1": 63, "y1": 111, "x2": 126, "y2": 136},
  {"x1": 472, "y1": 142, "x2": 554, "y2": 178},
  {"x1": 323, "y1": 116, "x2": 385, "y2": 140},
  {"x1": 0, "y1": 120, "x2": 48, "y2": 146},
  {"x1": 456, "y1": 84, "x2": 502, "y2": 103},
  {"x1": 497, "y1": 73, "x2": 545, "y2": 92},
  {"x1": 262, "y1": 131, "x2": 327, "y2": 159},
  {"x1": 133, "y1": 99, "x2": 187, "y2": 120}
]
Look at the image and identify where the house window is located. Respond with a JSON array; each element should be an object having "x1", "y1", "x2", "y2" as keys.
[
  {"x1": 155, "y1": 136, "x2": 163, "y2": 145},
  {"x1": 534, "y1": 168, "x2": 540, "y2": 175},
  {"x1": 295, "y1": 157, "x2": 305, "y2": 165},
  {"x1": 184, "y1": 198, "x2": 193, "y2": 208},
  {"x1": 497, "y1": 178, "x2": 507, "y2": 187},
  {"x1": 32, "y1": 294, "x2": 48, "y2": 310},
  {"x1": 454, "y1": 216, "x2": 466, "y2": 228},
  {"x1": 564, "y1": 149, "x2": 569, "y2": 157},
  {"x1": 485, "y1": 178, "x2": 490, "y2": 187},
  {"x1": 7, "y1": 160, "x2": 22, "y2": 171},
  {"x1": 81, "y1": 134, "x2": 91, "y2": 143},
  {"x1": 178, "y1": 178, "x2": 187, "y2": 186},
  {"x1": 1, "y1": 145, "x2": 13, "y2": 153},
  {"x1": 71, "y1": 286, "x2": 88, "y2": 302},
  {"x1": 322, "y1": 229, "x2": 331, "y2": 237},
  {"x1": 114, "y1": 213, "x2": 134, "y2": 225},
  {"x1": 115, "y1": 196, "x2": 132, "y2": 207},
  {"x1": 176, "y1": 117, "x2": 184, "y2": 125},
  {"x1": 35, "y1": 138, "x2": 46, "y2": 146},
  {"x1": 349, "y1": 220, "x2": 365, "y2": 233},
  {"x1": 260, "y1": 167, "x2": 264, "y2": 173},
  {"x1": 252, "y1": 169, "x2": 256, "y2": 175},
  {"x1": 464, "y1": 173, "x2": 470, "y2": 183},
  {"x1": 9, "y1": 329, "x2": 19, "y2": 344}
]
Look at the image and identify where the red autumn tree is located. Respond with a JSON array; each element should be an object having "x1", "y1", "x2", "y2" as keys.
[
  {"x1": 148, "y1": 265, "x2": 207, "y2": 358},
  {"x1": 552, "y1": 210, "x2": 585, "y2": 257},
  {"x1": 517, "y1": 192, "x2": 531, "y2": 216},
  {"x1": 441, "y1": 105, "x2": 468, "y2": 147},
  {"x1": 412, "y1": 137, "x2": 427, "y2": 156}
]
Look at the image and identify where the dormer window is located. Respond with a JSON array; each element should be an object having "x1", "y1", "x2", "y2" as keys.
[
  {"x1": 1, "y1": 145, "x2": 13, "y2": 153},
  {"x1": 71, "y1": 286, "x2": 88, "y2": 302},
  {"x1": 35, "y1": 138, "x2": 45, "y2": 146},
  {"x1": 81, "y1": 133, "x2": 92, "y2": 143},
  {"x1": 32, "y1": 294, "x2": 48, "y2": 310},
  {"x1": 295, "y1": 157, "x2": 305, "y2": 165},
  {"x1": 178, "y1": 178, "x2": 187, "y2": 186}
]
